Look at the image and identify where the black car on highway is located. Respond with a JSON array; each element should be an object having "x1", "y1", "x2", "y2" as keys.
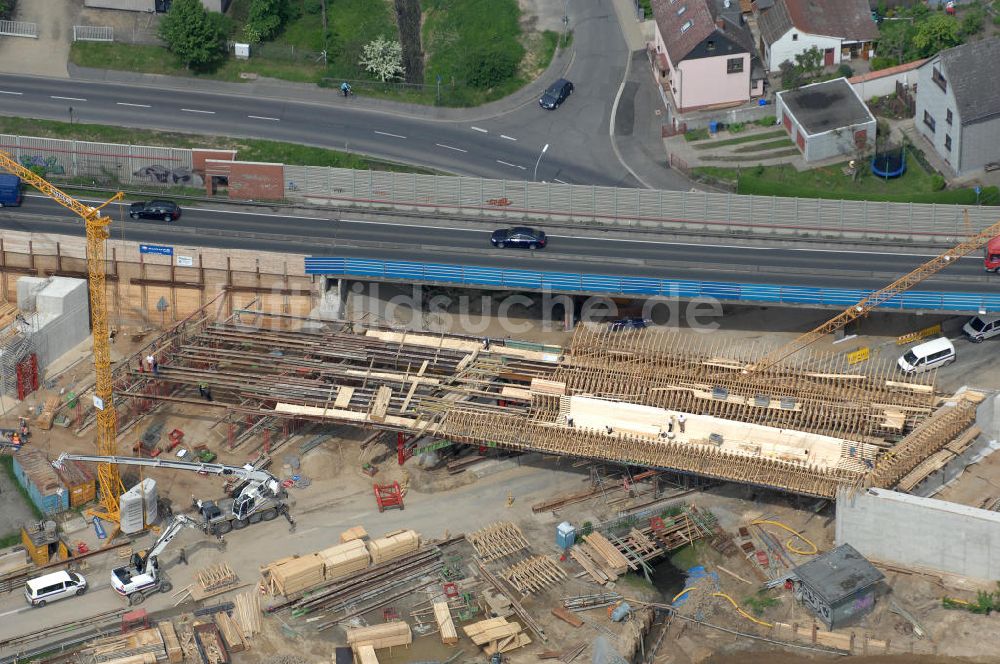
[
  {"x1": 129, "y1": 200, "x2": 181, "y2": 222},
  {"x1": 539, "y1": 79, "x2": 574, "y2": 110},
  {"x1": 491, "y1": 227, "x2": 547, "y2": 249}
]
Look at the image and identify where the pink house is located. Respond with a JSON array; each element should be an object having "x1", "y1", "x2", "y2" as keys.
[{"x1": 650, "y1": 0, "x2": 765, "y2": 112}]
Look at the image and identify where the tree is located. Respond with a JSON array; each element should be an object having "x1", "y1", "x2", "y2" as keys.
[
  {"x1": 158, "y1": 0, "x2": 228, "y2": 71},
  {"x1": 394, "y1": 0, "x2": 424, "y2": 85},
  {"x1": 359, "y1": 36, "x2": 405, "y2": 82},
  {"x1": 794, "y1": 46, "x2": 823, "y2": 79},
  {"x1": 875, "y1": 19, "x2": 914, "y2": 65},
  {"x1": 913, "y1": 13, "x2": 962, "y2": 56},
  {"x1": 243, "y1": 0, "x2": 290, "y2": 44},
  {"x1": 960, "y1": 7, "x2": 984, "y2": 37},
  {"x1": 0, "y1": 0, "x2": 16, "y2": 21},
  {"x1": 778, "y1": 60, "x2": 802, "y2": 90}
]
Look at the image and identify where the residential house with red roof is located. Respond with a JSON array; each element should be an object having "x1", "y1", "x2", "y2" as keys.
[
  {"x1": 756, "y1": 0, "x2": 878, "y2": 72},
  {"x1": 650, "y1": 0, "x2": 765, "y2": 112}
]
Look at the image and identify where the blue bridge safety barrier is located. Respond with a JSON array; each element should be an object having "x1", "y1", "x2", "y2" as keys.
[{"x1": 305, "y1": 257, "x2": 999, "y2": 313}]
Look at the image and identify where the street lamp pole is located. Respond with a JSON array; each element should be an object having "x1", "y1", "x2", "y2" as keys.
[{"x1": 533, "y1": 143, "x2": 549, "y2": 182}]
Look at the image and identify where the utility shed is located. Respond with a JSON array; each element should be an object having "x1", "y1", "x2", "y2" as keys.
[
  {"x1": 792, "y1": 543, "x2": 884, "y2": 629},
  {"x1": 776, "y1": 77, "x2": 876, "y2": 162}
]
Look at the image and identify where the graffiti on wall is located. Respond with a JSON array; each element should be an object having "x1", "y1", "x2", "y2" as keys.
[
  {"x1": 20, "y1": 155, "x2": 66, "y2": 176},
  {"x1": 133, "y1": 165, "x2": 204, "y2": 187}
]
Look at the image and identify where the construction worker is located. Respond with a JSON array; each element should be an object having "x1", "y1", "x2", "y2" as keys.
[
  {"x1": 678, "y1": 413, "x2": 686, "y2": 433},
  {"x1": 178, "y1": 547, "x2": 188, "y2": 565},
  {"x1": 11, "y1": 432, "x2": 20, "y2": 447}
]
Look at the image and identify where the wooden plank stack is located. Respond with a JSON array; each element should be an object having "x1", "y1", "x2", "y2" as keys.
[
  {"x1": 580, "y1": 533, "x2": 630, "y2": 576},
  {"x1": 82, "y1": 628, "x2": 168, "y2": 663},
  {"x1": 340, "y1": 525, "x2": 368, "y2": 543},
  {"x1": 463, "y1": 617, "x2": 531, "y2": 655},
  {"x1": 367, "y1": 529, "x2": 420, "y2": 565},
  {"x1": 433, "y1": 601, "x2": 458, "y2": 645},
  {"x1": 499, "y1": 555, "x2": 567, "y2": 594},
  {"x1": 345, "y1": 621, "x2": 412, "y2": 649},
  {"x1": 466, "y1": 521, "x2": 530, "y2": 561},
  {"x1": 570, "y1": 546, "x2": 613, "y2": 584},
  {"x1": 354, "y1": 645, "x2": 379, "y2": 664},
  {"x1": 260, "y1": 553, "x2": 325, "y2": 596},
  {"x1": 214, "y1": 612, "x2": 245, "y2": 653},
  {"x1": 158, "y1": 622, "x2": 183, "y2": 664},
  {"x1": 198, "y1": 563, "x2": 238, "y2": 592},
  {"x1": 233, "y1": 591, "x2": 262, "y2": 643},
  {"x1": 319, "y1": 539, "x2": 371, "y2": 581}
]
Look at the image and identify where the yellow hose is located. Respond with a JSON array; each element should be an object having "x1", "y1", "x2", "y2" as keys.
[
  {"x1": 672, "y1": 587, "x2": 696, "y2": 604},
  {"x1": 751, "y1": 518, "x2": 818, "y2": 555},
  {"x1": 712, "y1": 592, "x2": 774, "y2": 628}
]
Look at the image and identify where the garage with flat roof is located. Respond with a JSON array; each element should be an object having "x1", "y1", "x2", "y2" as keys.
[{"x1": 776, "y1": 77, "x2": 876, "y2": 162}]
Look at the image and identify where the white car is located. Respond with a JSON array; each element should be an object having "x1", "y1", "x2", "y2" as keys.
[
  {"x1": 962, "y1": 315, "x2": 1000, "y2": 343},
  {"x1": 25, "y1": 570, "x2": 87, "y2": 607}
]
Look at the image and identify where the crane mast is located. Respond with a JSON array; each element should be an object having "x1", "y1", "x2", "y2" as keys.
[
  {"x1": 0, "y1": 149, "x2": 125, "y2": 524},
  {"x1": 749, "y1": 213, "x2": 1000, "y2": 373}
]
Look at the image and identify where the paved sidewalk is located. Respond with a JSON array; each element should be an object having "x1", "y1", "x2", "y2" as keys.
[{"x1": 0, "y1": 0, "x2": 79, "y2": 78}]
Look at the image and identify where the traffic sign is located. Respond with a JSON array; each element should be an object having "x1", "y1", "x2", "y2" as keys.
[{"x1": 139, "y1": 244, "x2": 173, "y2": 256}]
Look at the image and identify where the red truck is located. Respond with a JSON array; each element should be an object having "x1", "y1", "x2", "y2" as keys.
[{"x1": 987, "y1": 237, "x2": 1000, "y2": 273}]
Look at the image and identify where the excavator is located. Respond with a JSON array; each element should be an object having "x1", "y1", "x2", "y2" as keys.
[
  {"x1": 112, "y1": 514, "x2": 200, "y2": 605},
  {"x1": 55, "y1": 452, "x2": 296, "y2": 535}
]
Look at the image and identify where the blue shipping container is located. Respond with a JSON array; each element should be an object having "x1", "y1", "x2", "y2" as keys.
[{"x1": 12, "y1": 449, "x2": 69, "y2": 515}]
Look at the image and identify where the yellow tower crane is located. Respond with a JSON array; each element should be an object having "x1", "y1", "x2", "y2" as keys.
[
  {"x1": 749, "y1": 212, "x2": 1000, "y2": 374},
  {"x1": 0, "y1": 148, "x2": 126, "y2": 525}
]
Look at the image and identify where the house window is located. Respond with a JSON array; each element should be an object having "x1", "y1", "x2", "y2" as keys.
[
  {"x1": 932, "y1": 67, "x2": 947, "y2": 92},
  {"x1": 946, "y1": 109, "x2": 953, "y2": 125},
  {"x1": 677, "y1": 5, "x2": 687, "y2": 15},
  {"x1": 727, "y1": 57, "x2": 744, "y2": 74},
  {"x1": 945, "y1": 134, "x2": 952, "y2": 151},
  {"x1": 792, "y1": 33, "x2": 798, "y2": 41},
  {"x1": 707, "y1": 40, "x2": 715, "y2": 51},
  {"x1": 681, "y1": 19, "x2": 693, "y2": 33},
  {"x1": 923, "y1": 111, "x2": 936, "y2": 133}
]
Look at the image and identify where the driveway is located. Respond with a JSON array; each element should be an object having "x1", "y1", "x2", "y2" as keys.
[{"x1": 0, "y1": 0, "x2": 78, "y2": 78}]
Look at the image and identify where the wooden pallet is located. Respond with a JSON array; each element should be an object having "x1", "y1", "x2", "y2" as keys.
[
  {"x1": 466, "y1": 521, "x2": 530, "y2": 562},
  {"x1": 499, "y1": 555, "x2": 567, "y2": 595}
]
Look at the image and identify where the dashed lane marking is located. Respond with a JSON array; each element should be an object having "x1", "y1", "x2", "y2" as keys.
[
  {"x1": 435, "y1": 143, "x2": 467, "y2": 153},
  {"x1": 374, "y1": 130, "x2": 407, "y2": 139}
]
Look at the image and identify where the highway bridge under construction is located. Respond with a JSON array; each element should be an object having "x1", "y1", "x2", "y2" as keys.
[{"x1": 88, "y1": 307, "x2": 983, "y2": 500}]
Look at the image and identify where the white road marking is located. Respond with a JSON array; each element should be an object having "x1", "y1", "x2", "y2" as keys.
[
  {"x1": 51, "y1": 96, "x2": 86, "y2": 101},
  {"x1": 248, "y1": 115, "x2": 280, "y2": 121},
  {"x1": 117, "y1": 102, "x2": 151, "y2": 108},
  {"x1": 181, "y1": 108, "x2": 215, "y2": 114},
  {"x1": 374, "y1": 130, "x2": 407, "y2": 139},
  {"x1": 0, "y1": 607, "x2": 25, "y2": 617},
  {"x1": 471, "y1": 126, "x2": 488, "y2": 133},
  {"x1": 0, "y1": 90, "x2": 24, "y2": 95},
  {"x1": 500, "y1": 135, "x2": 517, "y2": 141},
  {"x1": 553, "y1": 178, "x2": 568, "y2": 184},
  {"x1": 496, "y1": 160, "x2": 526, "y2": 170},
  {"x1": 435, "y1": 143, "x2": 467, "y2": 153}
]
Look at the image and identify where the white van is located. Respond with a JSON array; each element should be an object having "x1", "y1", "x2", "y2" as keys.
[
  {"x1": 962, "y1": 315, "x2": 1000, "y2": 343},
  {"x1": 24, "y1": 570, "x2": 87, "y2": 607},
  {"x1": 898, "y1": 337, "x2": 956, "y2": 374}
]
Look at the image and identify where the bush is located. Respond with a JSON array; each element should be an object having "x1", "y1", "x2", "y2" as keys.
[
  {"x1": 755, "y1": 116, "x2": 776, "y2": 127},
  {"x1": 243, "y1": 0, "x2": 290, "y2": 43},
  {"x1": 837, "y1": 63, "x2": 854, "y2": 78},
  {"x1": 930, "y1": 174, "x2": 946, "y2": 191},
  {"x1": 961, "y1": 8, "x2": 985, "y2": 35},
  {"x1": 0, "y1": 0, "x2": 15, "y2": 21},
  {"x1": 461, "y1": 43, "x2": 522, "y2": 89},
  {"x1": 870, "y1": 56, "x2": 897, "y2": 71},
  {"x1": 684, "y1": 127, "x2": 710, "y2": 141},
  {"x1": 728, "y1": 122, "x2": 745, "y2": 133}
]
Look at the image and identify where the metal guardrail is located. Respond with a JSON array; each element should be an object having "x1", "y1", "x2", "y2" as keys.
[
  {"x1": 0, "y1": 20, "x2": 37, "y2": 38},
  {"x1": 73, "y1": 25, "x2": 113, "y2": 42},
  {"x1": 305, "y1": 257, "x2": 1000, "y2": 313},
  {"x1": 284, "y1": 166, "x2": 1000, "y2": 242}
]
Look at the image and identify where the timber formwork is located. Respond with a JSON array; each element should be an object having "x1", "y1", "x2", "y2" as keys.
[
  {"x1": 92, "y1": 312, "x2": 975, "y2": 499},
  {"x1": 553, "y1": 326, "x2": 937, "y2": 444}
]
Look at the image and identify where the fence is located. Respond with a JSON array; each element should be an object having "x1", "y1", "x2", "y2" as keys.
[
  {"x1": 0, "y1": 20, "x2": 37, "y2": 38},
  {"x1": 304, "y1": 257, "x2": 1000, "y2": 313},
  {"x1": 73, "y1": 25, "x2": 113, "y2": 43},
  {"x1": 0, "y1": 134, "x2": 194, "y2": 187},
  {"x1": 283, "y1": 166, "x2": 1000, "y2": 243}
]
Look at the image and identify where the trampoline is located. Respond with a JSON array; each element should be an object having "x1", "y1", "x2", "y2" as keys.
[{"x1": 871, "y1": 146, "x2": 906, "y2": 178}]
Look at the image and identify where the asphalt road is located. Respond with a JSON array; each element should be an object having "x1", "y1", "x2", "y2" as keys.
[
  {"x1": 0, "y1": 0, "x2": 637, "y2": 188},
  {"x1": 2, "y1": 196, "x2": 994, "y2": 294}
]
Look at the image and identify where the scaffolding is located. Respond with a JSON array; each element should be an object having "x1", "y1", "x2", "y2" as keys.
[{"x1": 0, "y1": 311, "x2": 35, "y2": 400}]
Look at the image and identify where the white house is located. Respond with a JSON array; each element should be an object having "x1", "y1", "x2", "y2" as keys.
[{"x1": 756, "y1": 0, "x2": 878, "y2": 73}]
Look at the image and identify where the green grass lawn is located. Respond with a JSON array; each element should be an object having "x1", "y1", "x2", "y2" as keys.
[
  {"x1": 694, "y1": 159, "x2": 1000, "y2": 204},
  {"x1": 690, "y1": 129, "x2": 787, "y2": 150},
  {"x1": 732, "y1": 138, "x2": 795, "y2": 153},
  {"x1": 71, "y1": 0, "x2": 556, "y2": 108},
  {"x1": 0, "y1": 117, "x2": 435, "y2": 173}
]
